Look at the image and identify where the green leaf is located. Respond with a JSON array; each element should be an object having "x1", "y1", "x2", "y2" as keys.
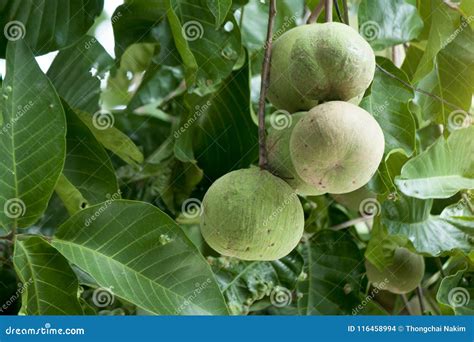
[
  {"x1": 361, "y1": 57, "x2": 416, "y2": 156},
  {"x1": 179, "y1": 52, "x2": 258, "y2": 182},
  {"x1": 47, "y1": 36, "x2": 113, "y2": 113},
  {"x1": 437, "y1": 267, "x2": 474, "y2": 315},
  {"x1": 460, "y1": 0, "x2": 474, "y2": 29},
  {"x1": 75, "y1": 111, "x2": 144, "y2": 166},
  {"x1": 167, "y1": 0, "x2": 241, "y2": 91},
  {"x1": 369, "y1": 151, "x2": 409, "y2": 194},
  {"x1": 207, "y1": 0, "x2": 232, "y2": 28},
  {"x1": 382, "y1": 195, "x2": 474, "y2": 256},
  {"x1": 13, "y1": 236, "x2": 83, "y2": 315},
  {"x1": 59, "y1": 103, "x2": 119, "y2": 214},
  {"x1": 358, "y1": 0, "x2": 423, "y2": 50},
  {"x1": 413, "y1": 21, "x2": 474, "y2": 124},
  {"x1": 52, "y1": 200, "x2": 228, "y2": 315},
  {"x1": 298, "y1": 230, "x2": 364, "y2": 315},
  {"x1": 0, "y1": 0, "x2": 103, "y2": 57},
  {"x1": 0, "y1": 40, "x2": 66, "y2": 232},
  {"x1": 112, "y1": 0, "x2": 168, "y2": 59},
  {"x1": 210, "y1": 250, "x2": 304, "y2": 315},
  {"x1": 412, "y1": 1, "x2": 461, "y2": 83},
  {"x1": 395, "y1": 127, "x2": 474, "y2": 199}
]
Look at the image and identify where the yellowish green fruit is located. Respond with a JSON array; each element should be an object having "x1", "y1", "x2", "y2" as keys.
[
  {"x1": 365, "y1": 248, "x2": 425, "y2": 294},
  {"x1": 200, "y1": 168, "x2": 304, "y2": 261},
  {"x1": 268, "y1": 23, "x2": 375, "y2": 112},
  {"x1": 290, "y1": 101, "x2": 384, "y2": 194},
  {"x1": 267, "y1": 112, "x2": 324, "y2": 196}
]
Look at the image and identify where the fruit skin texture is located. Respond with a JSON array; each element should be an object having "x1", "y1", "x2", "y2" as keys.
[
  {"x1": 267, "y1": 22, "x2": 375, "y2": 112},
  {"x1": 365, "y1": 248, "x2": 425, "y2": 294},
  {"x1": 267, "y1": 112, "x2": 324, "y2": 196},
  {"x1": 200, "y1": 168, "x2": 304, "y2": 261},
  {"x1": 290, "y1": 101, "x2": 384, "y2": 194}
]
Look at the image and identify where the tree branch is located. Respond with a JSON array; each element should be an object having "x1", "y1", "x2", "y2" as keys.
[
  {"x1": 342, "y1": 0, "x2": 349, "y2": 24},
  {"x1": 416, "y1": 286, "x2": 426, "y2": 315},
  {"x1": 325, "y1": 0, "x2": 333, "y2": 22},
  {"x1": 307, "y1": 0, "x2": 324, "y2": 24},
  {"x1": 329, "y1": 216, "x2": 373, "y2": 230},
  {"x1": 258, "y1": 0, "x2": 277, "y2": 170}
]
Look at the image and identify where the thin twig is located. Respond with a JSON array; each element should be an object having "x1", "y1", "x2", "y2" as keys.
[
  {"x1": 0, "y1": 230, "x2": 14, "y2": 241},
  {"x1": 325, "y1": 0, "x2": 333, "y2": 22},
  {"x1": 401, "y1": 294, "x2": 414, "y2": 315},
  {"x1": 416, "y1": 286, "x2": 426, "y2": 315},
  {"x1": 342, "y1": 0, "x2": 349, "y2": 24},
  {"x1": 333, "y1": 0, "x2": 344, "y2": 23},
  {"x1": 307, "y1": 0, "x2": 324, "y2": 24},
  {"x1": 329, "y1": 216, "x2": 373, "y2": 230},
  {"x1": 257, "y1": 0, "x2": 277, "y2": 170},
  {"x1": 435, "y1": 258, "x2": 446, "y2": 278},
  {"x1": 376, "y1": 64, "x2": 471, "y2": 114}
]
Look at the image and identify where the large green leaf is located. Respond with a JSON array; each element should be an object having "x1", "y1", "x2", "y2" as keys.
[
  {"x1": 210, "y1": 250, "x2": 304, "y2": 315},
  {"x1": 358, "y1": 0, "x2": 423, "y2": 50},
  {"x1": 58, "y1": 103, "x2": 119, "y2": 214},
  {"x1": 52, "y1": 200, "x2": 228, "y2": 315},
  {"x1": 207, "y1": 0, "x2": 232, "y2": 28},
  {"x1": 167, "y1": 0, "x2": 241, "y2": 91},
  {"x1": 412, "y1": 0, "x2": 461, "y2": 83},
  {"x1": 0, "y1": 0, "x2": 103, "y2": 57},
  {"x1": 13, "y1": 235, "x2": 83, "y2": 315},
  {"x1": 369, "y1": 151, "x2": 409, "y2": 194},
  {"x1": 47, "y1": 36, "x2": 113, "y2": 113},
  {"x1": 361, "y1": 57, "x2": 416, "y2": 156},
  {"x1": 395, "y1": 127, "x2": 474, "y2": 199},
  {"x1": 297, "y1": 230, "x2": 364, "y2": 315},
  {"x1": 0, "y1": 40, "x2": 66, "y2": 232},
  {"x1": 382, "y1": 195, "x2": 474, "y2": 256},
  {"x1": 437, "y1": 267, "x2": 474, "y2": 315},
  {"x1": 413, "y1": 20, "x2": 474, "y2": 124}
]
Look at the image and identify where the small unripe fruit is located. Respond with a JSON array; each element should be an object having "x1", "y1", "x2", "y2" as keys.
[
  {"x1": 200, "y1": 168, "x2": 304, "y2": 261},
  {"x1": 268, "y1": 22, "x2": 375, "y2": 112},
  {"x1": 267, "y1": 112, "x2": 324, "y2": 196},
  {"x1": 365, "y1": 248, "x2": 425, "y2": 294},
  {"x1": 290, "y1": 101, "x2": 384, "y2": 194}
]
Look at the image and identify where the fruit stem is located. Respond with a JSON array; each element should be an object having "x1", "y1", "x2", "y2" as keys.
[
  {"x1": 401, "y1": 294, "x2": 414, "y2": 315},
  {"x1": 324, "y1": 0, "x2": 333, "y2": 22},
  {"x1": 307, "y1": 1, "x2": 324, "y2": 24},
  {"x1": 416, "y1": 286, "x2": 426, "y2": 315},
  {"x1": 342, "y1": 0, "x2": 349, "y2": 24},
  {"x1": 333, "y1": 0, "x2": 345, "y2": 24},
  {"x1": 257, "y1": 0, "x2": 277, "y2": 170}
]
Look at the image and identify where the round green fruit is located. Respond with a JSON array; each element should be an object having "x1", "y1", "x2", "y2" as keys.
[
  {"x1": 290, "y1": 101, "x2": 384, "y2": 194},
  {"x1": 268, "y1": 22, "x2": 375, "y2": 112},
  {"x1": 365, "y1": 248, "x2": 425, "y2": 294},
  {"x1": 200, "y1": 168, "x2": 304, "y2": 261},
  {"x1": 267, "y1": 112, "x2": 324, "y2": 196}
]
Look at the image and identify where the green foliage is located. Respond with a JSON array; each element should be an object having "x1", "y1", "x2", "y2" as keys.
[{"x1": 0, "y1": 0, "x2": 473, "y2": 317}]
